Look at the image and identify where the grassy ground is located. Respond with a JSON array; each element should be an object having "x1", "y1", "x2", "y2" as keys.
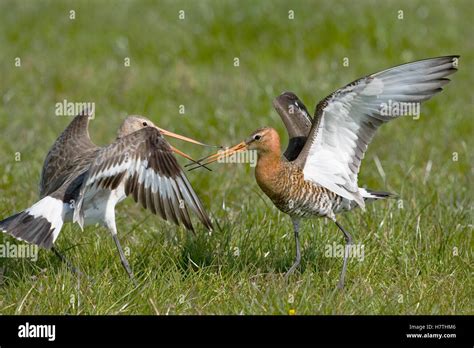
[{"x1": 0, "y1": 0, "x2": 472, "y2": 315}]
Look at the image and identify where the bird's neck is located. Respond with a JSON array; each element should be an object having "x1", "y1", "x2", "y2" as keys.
[{"x1": 255, "y1": 148, "x2": 284, "y2": 197}]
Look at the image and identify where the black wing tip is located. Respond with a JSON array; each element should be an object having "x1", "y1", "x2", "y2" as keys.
[
  {"x1": 0, "y1": 212, "x2": 54, "y2": 249},
  {"x1": 273, "y1": 91, "x2": 298, "y2": 108},
  {"x1": 365, "y1": 189, "x2": 398, "y2": 199},
  {"x1": 434, "y1": 55, "x2": 460, "y2": 59},
  {"x1": 158, "y1": 210, "x2": 212, "y2": 234},
  {"x1": 415, "y1": 55, "x2": 460, "y2": 71},
  {"x1": 182, "y1": 198, "x2": 213, "y2": 232},
  {"x1": 180, "y1": 217, "x2": 212, "y2": 234},
  {"x1": 440, "y1": 55, "x2": 460, "y2": 71},
  {"x1": 274, "y1": 91, "x2": 307, "y2": 107},
  {"x1": 202, "y1": 215, "x2": 213, "y2": 231},
  {"x1": 175, "y1": 213, "x2": 213, "y2": 234},
  {"x1": 413, "y1": 55, "x2": 460, "y2": 63},
  {"x1": 277, "y1": 91, "x2": 299, "y2": 99},
  {"x1": 368, "y1": 55, "x2": 461, "y2": 80}
]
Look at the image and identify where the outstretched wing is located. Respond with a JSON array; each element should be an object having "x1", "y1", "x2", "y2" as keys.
[
  {"x1": 40, "y1": 108, "x2": 97, "y2": 198},
  {"x1": 273, "y1": 91, "x2": 313, "y2": 161},
  {"x1": 294, "y1": 56, "x2": 459, "y2": 208},
  {"x1": 73, "y1": 127, "x2": 212, "y2": 232}
]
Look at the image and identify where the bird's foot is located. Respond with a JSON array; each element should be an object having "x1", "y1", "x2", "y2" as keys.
[
  {"x1": 336, "y1": 279, "x2": 345, "y2": 290},
  {"x1": 284, "y1": 262, "x2": 300, "y2": 281}
]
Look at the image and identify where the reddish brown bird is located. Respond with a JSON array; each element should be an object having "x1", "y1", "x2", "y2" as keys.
[{"x1": 193, "y1": 56, "x2": 459, "y2": 288}]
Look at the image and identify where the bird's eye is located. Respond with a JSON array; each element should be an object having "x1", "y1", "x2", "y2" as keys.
[
  {"x1": 142, "y1": 122, "x2": 148, "y2": 126},
  {"x1": 254, "y1": 134, "x2": 262, "y2": 140}
]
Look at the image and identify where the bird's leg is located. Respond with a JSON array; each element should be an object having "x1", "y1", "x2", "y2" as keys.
[
  {"x1": 284, "y1": 218, "x2": 301, "y2": 279},
  {"x1": 52, "y1": 246, "x2": 96, "y2": 284},
  {"x1": 51, "y1": 246, "x2": 83, "y2": 277},
  {"x1": 334, "y1": 220, "x2": 353, "y2": 289},
  {"x1": 109, "y1": 224, "x2": 137, "y2": 286}
]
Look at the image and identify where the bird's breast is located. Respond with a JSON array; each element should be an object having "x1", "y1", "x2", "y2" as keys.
[
  {"x1": 256, "y1": 161, "x2": 342, "y2": 218},
  {"x1": 255, "y1": 160, "x2": 299, "y2": 208}
]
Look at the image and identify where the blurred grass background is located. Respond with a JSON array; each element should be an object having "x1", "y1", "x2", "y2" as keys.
[{"x1": 0, "y1": 0, "x2": 472, "y2": 314}]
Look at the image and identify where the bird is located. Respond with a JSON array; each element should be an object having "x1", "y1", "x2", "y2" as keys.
[
  {"x1": 191, "y1": 56, "x2": 459, "y2": 288},
  {"x1": 0, "y1": 110, "x2": 214, "y2": 281}
]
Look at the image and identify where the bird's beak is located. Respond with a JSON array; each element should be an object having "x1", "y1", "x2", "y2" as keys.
[
  {"x1": 169, "y1": 145, "x2": 194, "y2": 161},
  {"x1": 168, "y1": 145, "x2": 213, "y2": 172},
  {"x1": 156, "y1": 127, "x2": 216, "y2": 148},
  {"x1": 156, "y1": 127, "x2": 219, "y2": 171},
  {"x1": 186, "y1": 141, "x2": 248, "y2": 171}
]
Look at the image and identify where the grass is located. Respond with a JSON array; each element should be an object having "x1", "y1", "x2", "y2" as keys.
[{"x1": 0, "y1": 0, "x2": 472, "y2": 315}]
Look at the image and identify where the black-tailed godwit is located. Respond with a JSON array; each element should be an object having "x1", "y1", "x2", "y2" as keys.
[
  {"x1": 194, "y1": 56, "x2": 459, "y2": 288},
  {"x1": 0, "y1": 111, "x2": 213, "y2": 281}
]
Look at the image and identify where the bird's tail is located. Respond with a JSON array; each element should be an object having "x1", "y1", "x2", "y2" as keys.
[
  {"x1": 0, "y1": 196, "x2": 65, "y2": 249},
  {"x1": 360, "y1": 188, "x2": 397, "y2": 202}
]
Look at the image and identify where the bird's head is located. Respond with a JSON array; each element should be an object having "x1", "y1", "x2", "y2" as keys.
[
  {"x1": 189, "y1": 127, "x2": 281, "y2": 169},
  {"x1": 245, "y1": 127, "x2": 280, "y2": 154},
  {"x1": 118, "y1": 115, "x2": 210, "y2": 145},
  {"x1": 117, "y1": 115, "x2": 157, "y2": 137},
  {"x1": 117, "y1": 115, "x2": 216, "y2": 163}
]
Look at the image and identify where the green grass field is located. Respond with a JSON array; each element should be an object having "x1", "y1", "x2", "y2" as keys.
[{"x1": 0, "y1": 0, "x2": 472, "y2": 315}]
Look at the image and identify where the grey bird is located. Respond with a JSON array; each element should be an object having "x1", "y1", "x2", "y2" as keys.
[{"x1": 0, "y1": 111, "x2": 213, "y2": 281}]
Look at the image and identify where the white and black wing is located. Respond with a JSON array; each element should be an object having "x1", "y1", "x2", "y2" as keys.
[
  {"x1": 294, "y1": 56, "x2": 459, "y2": 208},
  {"x1": 74, "y1": 127, "x2": 212, "y2": 232}
]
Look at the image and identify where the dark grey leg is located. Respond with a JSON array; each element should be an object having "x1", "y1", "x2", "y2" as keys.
[
  {"x1": 285, "y1": 218, "x2": 301, "y2": 279},
  {"x1": 111, "y1": 233, "x2": 136, "y2": 285},
  {"x1": 106, "y1": 211, "x2": 137, "y2": 286},
  {"x1": 335, "y1": 220, "x2": 353, "y2": 289},
  {"x1": 52, "y1": 246, "x2": 82, "y2": 276}
]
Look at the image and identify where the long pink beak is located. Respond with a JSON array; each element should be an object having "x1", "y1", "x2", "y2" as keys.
[{"x1": 156, "y1": 127, "x2": 214, "y2": 147}]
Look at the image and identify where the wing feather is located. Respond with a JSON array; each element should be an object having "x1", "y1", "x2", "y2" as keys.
[
  {"x1": 273, "y1": 92, "x2": 313, "y2": 161},
  {"x1": 40, "y1": 108, "x2": 97, "y2": 197},
  {"x1": 74, "y1": 127, "x2": 212, "y2": 231},
  {"x1": 294, "y1": 56, "x2": 459, "y2": 208}
]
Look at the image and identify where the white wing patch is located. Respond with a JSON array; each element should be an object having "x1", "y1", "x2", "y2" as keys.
[
  {"x1": 303, "y1": 91, "x2": 366, "y2": 206},
  {"x1": 360, "y1": 77, "x2": 384, "y2": 96},
  {"x1": 300, "y1": 56, "x2": 458, "y2": 209},
  {"x1": 26, "y1": 196, "x2": 66, "y2": 243}
]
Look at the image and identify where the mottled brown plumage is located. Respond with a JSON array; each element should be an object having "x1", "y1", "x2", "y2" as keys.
[
  {"x1": 250, "y1": 128, "x2": 349, "y2": 220},
  {"x1": 195, "y1": 56, "x2": 459, "y2": 288}
]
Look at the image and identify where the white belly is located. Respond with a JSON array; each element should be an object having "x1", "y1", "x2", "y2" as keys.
[{"x1": 65, "y1": 184, "x2": 126, "y2": 227}]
